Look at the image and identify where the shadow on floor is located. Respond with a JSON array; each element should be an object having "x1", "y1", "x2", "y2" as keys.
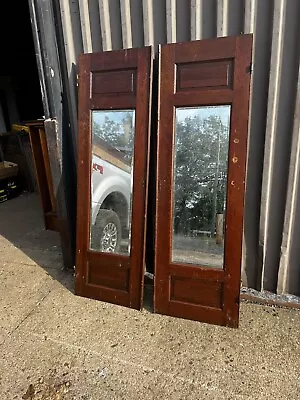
[
  {"x1": 143, "y1": 280, "x2": 154, "y2": 312},
  {"x1": 0, "y1": 191, "x2": 155, "y2": 310},
  {"x1": 0, "y1": 192, "x2": 75, "y2": 292}
]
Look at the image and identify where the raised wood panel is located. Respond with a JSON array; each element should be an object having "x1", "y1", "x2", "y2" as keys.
[
  {"x1": 91, "y1": 69, "x2": 136, "y2": 96},
  {"x1": 170, "y1": 277, "x2": 223, "y2": 309},
  {"x1": 155, "y1": 35, "x2": 252, "y2": 327},
  {"x1": 176, "y1": 60, "x2": 233, "y2": 91},
  {"x1": 88, "y1": 261, "x2": 129, "y2": 291},
  {"x1": 76, "y1": 47, "x2": 153, "y2": 310}
]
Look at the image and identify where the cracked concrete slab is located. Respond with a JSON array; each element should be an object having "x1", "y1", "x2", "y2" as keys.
[
  {"x1": 1, "y1": 291, "x2": 300, "y2": 399},
  {"x1": 1, "y1": 193, "x2": 300, "y2": 399},
  {"x1": 0, "y1": 246, "x2": 63, "y2": 269},
  {"x1": 0, "y1": 261, "x2": 62, "y2": 333}
]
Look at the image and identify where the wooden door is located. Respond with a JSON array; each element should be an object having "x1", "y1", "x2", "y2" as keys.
[
  {"x1": 26, "y1": 121, "x2": 59, "y2": 232},
  {"x1": 76, "y1": 47, "x2": 153, "y2": 309},
  {"x1": 154, "y1": 35, "x2": 252, "y2": 327}
]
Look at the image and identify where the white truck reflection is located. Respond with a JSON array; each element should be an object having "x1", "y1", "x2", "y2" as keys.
[{"x1": 90, "y1": 136, "x2": 132, "y2": 254}]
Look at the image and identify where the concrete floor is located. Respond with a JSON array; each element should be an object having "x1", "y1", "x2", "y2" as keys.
[{"x1": 1, "y1": 193, "x2": 300, "y2": 400}]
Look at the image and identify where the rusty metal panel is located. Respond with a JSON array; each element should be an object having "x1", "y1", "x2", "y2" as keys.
[{"x1": 53, "y1": 0, "x2": 300, "y2": 297}]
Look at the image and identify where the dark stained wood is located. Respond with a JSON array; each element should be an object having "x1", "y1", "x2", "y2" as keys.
[
  {"x1": 43, "y1": 119, "x2": 76, "y2": 269},
  {"x1": 92, "y1": 70, "x2": 136, "y2": 95},
  {"x1": 173, "y1": 90, "x2": 233, "y2": 107},
  {"x1": 174, "y1": 36, "x2": 236, "y2": 63},
  {"x1": 38, "y1": 128, "x2": 56, "y2": 211},
  {"x1": 170, "y1": 263, "x2": 224, "y2": 281},
  {"x1": 27, "y1": 122, "x2": 59, "y2": 232},
  {"x1": 154, "y1": 35, "x2": 252, "y2": 328},
  {"x1": 25, "y1": 120, "x2": 46, "y2": 127},
  {"x1": 27, "y1": 122, "x2": 73, "y2": 256},
  {"x1": 76, "y1": 47, "x2": 153, "y2": 310},
  {"x1": 222, "y1": 35, "x2": 253, "y2": 327},
  {"x1": 45, "y1": 212, "x2": 61, "y2": 231},
  {"x1": 170, "y1": 277, "x2": 223, "y2": 308},
  {"x1": 129, "y1": 47, "x2": 154, "y2": 307},
  {"x1": 177, "y1": 60, "x2": 233, "y2": 91},
  {"x1": 90, "y1": 95, "x2": 136, "y2": 111},
  {"x1": 90, "y1": 49, "x2": 138, "y2": 71},
  {"x1": 28, "y1": 125, "x2": 52, "y2": 217},
  {"x1": 88, "y1": 262, "x2": 129, "y2": 291},
  {"x1": 78, "y1": 283, "x2": 129, "y2": 305},
  {"x1": 168, "y1": 301, "x2": 224, "y2": 326},
  {"x1": 76, "y1": 53, "x2": 91, "y2": 297},
  {"x1": 86, "y1": 250, "x2": 131, "y2": 269},
  {"x1": 154, "y1": 44, "x2": 176, "y2": 314}
]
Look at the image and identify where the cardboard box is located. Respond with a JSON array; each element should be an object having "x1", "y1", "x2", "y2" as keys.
[
  {"x1": 0, "y1": 161, "x2": 18, "y2": 180},
  {"x1": 0, "y1": 176, "x2": 20, "y2": 203}
]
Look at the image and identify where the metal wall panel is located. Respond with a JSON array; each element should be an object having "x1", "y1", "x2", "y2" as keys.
[{"x1": 56, "y1": 0, "x2": 300, "y2": 296}]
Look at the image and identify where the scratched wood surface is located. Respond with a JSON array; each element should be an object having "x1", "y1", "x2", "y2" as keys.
[
  {"x1": 76, "y1": 47, "x2": 153, "y2": 309},
  {"x1": 154, "y1": 35, "x2": 252, "y2": 327}
]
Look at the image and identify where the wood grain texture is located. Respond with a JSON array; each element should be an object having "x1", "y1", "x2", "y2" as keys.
[
  {"x1": 90, "y1": 95, "x2": 136, "y2": 110},
  {"x1": 76, "y1": 47, "x2": 153, "y2": 310},
  {"x1": 28, "y1": 125, "x2": 52, "y2": 218},
  {"x1": 222, "y1": 34, "x2": 253, "y2": 327},
  {"x1": 92, "y1": 70, "x2": 136, "y2": 95},
  {"x1": 27, "y1": 123, "x2": 58, "y2": 232},
  {"x1": 177, "y1": 60, "x2": 233, "y2": 91},
  {"x1": 174, "y1": 36, "x2": 236, "y2": 64},
  {"x1": 76, "y1": 53, "x2": 91, "y2": 297},
  {"x1": 173, "y1": 90, "x2": 233, "y2": 106},
  {"x1": 170, "y1": 277, "x2": 223, "y2": 308},
  {"x1": 154, "y1": 35, "x2": 252, "y2": 328},
  {"x1": 154, "y1": 44, "x2": 176, "y2": 313},
  {"x1": 129, "y1": 46, "x2": 154, "y2": 308},
  {"x1": 88, "y1": 262, "x2": 129, "y2": 291},
  {"x1": 38, "y1": 128, "x2": 56, "y2": 212}
]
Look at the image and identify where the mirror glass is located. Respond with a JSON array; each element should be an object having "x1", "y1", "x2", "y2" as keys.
[
  {"x1": 172, "y1": 106, "x2": 230, "y2": 268},
  {"x1": 90, "y1": 110, "x2": 135, "y2": 255}
]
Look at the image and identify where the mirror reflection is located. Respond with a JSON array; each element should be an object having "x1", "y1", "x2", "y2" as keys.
[
  {"x1": 172, "y1": 106, "x2": 230, "y2": 268},
  {"x1": 90, "y1": 110, "x2": 135, "y2": 255}
]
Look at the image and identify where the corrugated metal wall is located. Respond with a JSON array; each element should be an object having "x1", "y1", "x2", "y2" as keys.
[{"x1": 56, "y1": 0, "x2": 300, "y2": 296}]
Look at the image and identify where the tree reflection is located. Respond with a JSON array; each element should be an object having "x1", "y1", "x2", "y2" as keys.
[
  {"x1": 173, "y1": 110, "x2": 229, "y2": 237},
  {"x1": 92, "y1": 112, "x2": 134, "y2": 163}
]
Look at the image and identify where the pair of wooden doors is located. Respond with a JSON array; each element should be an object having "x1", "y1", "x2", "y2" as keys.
[{"x1": 76, "y1": 35, "x2": 252, "y2": 328}]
